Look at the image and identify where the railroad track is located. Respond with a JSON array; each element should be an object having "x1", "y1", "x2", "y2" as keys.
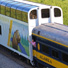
[{"x1": 0, "y1": 45, "x2": 34, "y2": 68}]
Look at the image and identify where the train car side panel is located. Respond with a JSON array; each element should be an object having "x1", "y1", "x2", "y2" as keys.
[
  {"x1": 0, "y1": 14, "x2": 30, "y2": 59},
  {"x1": 32, "y1": 33, "x2": 68, "y2": 68},
  {"x1": 33, "y1": 50, "x2": 68, "y2": 68}
]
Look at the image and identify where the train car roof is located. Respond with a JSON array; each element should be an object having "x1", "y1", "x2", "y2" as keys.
[
  {"x1": 15, "y1": 0, "x2": 51, "y2": 8},
  {"x1": 0, "y1": 0, "x2": 38, "y2": 12},
  {"x1": 32, "y1": 23, "x2": 68, "y2": 46}
]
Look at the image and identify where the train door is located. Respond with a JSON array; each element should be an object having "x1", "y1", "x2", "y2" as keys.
[
  {"x1": 50, "y1": 6, "x2": 63, "y2": 24},
  {"x1": 29, "y1": 9, "x2": 38, "y2": 27},
  {"x1": 40, "y1": 8, "x2": 51, "y2": 24},
  {"x1": 28, "y1": 9, "x2": 38, "y2": 62}
]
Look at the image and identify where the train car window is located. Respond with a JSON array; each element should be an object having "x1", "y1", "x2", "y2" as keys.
[
  {"x1": 0, "y1": 5, "x2": 1, "y2": 14},
  {"x1": 62, "y1": 53, "x2": 68, "y2": 63},
  {"x1": 41, "y1": 44, "x2": 49, "y2": 54},
  {"x1": 1, "y1": 5, "x2": 5, "y2": 15},
  {"x1": 30, "y1": 10, "x2": 37, "y2": 19},
  {"x1": 52, "y1": 50, "x2": 59, "y2": 58},
  {"x1": 0, "y1": 26, "x2": 2, "y2": 35},
  {"x1": 32, "y1": 35, "x2": 36, "y2": 42},
  {"x1": 37, "y1": 31, "x2": 40, "y2": 35},
  {"x1": 6, "y1": 7, "x2": 10, "y2": 17},
  {"x1": 16, "y1": 10, "x2": 22, "y2": 21},
  {"x1": 54, "y1": 8, "x2": 61, "y2": 17},
  {"x1": 22, "y1": 11, "x2": 28, "y2": 23},
  {"x1": 41, "y1": 9, "x2": 50, "y2": 18},
  {"x1": 11, "y1": 8, "x2": 16, "y2": 18}
]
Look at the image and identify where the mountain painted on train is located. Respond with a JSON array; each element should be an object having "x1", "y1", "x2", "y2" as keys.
[{"x1": 28, "y1": 0, "x2": 68, "y2": 25}]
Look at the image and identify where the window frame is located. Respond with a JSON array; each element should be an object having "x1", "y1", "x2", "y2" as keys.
[
  {"x1": 16, "y1": 10, "x2": 22, "y2": 21},
  {"x1": 30, "y1": 10, "x2": 37, "y2": 19},
  {"x1": 41, "y1": 9, "x2": 50, "y2": 18},
  {"x1": 5, "y1": 6, "x2": 11, "y2": 17},
  {"x1": 0, "y1": 25, "x2": 2, "y2": 35},
  {"x1": 41, "y1": 42, "x2": 49, "y2": 55},
  {"x1": 21, "y1": 11, "x2": 28, "y2": 23},
  {"x1": 1, "y1": 5, "x2": 5, "y2": 15},
  {"x1": 54, "y1": 8, "x2": 61, "y2": 17},
  {"x1": 62, "y1": 52, "x2": 68, "y2": 63},
  {"x1": 52, "y1": 49, "x2": 59, "y2": 59},
  {"x1": 11, "y1": 8, "x2": 16, "y2": 19},
  {"x1": 0, "y1": 5, "x2": 1, "y2": 14}
]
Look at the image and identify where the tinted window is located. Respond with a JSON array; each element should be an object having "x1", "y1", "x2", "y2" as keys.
[
  {"x1": 11, "y1": 8, "x2": 16, "y2": 18},
  {"x1": 37, "y1": 31, "x2": 40, "y2": 35},
  {"x1": 0, "y1": 5, "x2": 28, "y2": 23},
  {"x1": 41, "y1": 9, "x2": 50, "y2": 18},
  {"x1": 0, "y1": 26, "x2": 2, "y2": 35},
  {"x1": 52, "y1": 50, "x2": 59, "y2": 58},
  {"x1": 0, "y1": 5, "x2": 1, "y2": 14},
  {"x1": 1, "y1": 5, "x2": 5, "y2": 15},
  {"x1": 30, "y1": 10, "x2": 37, "y2": 19},
  {"x1": 54, "y1": 8, "x2": 61, "y2": 17},
  {"x1": 22, "y1": 11, "x2": 28, "y2": 23},
  {"x1": 41, "y1": 44, "x2": 49, "y2": 54},
  {"x1": 16, "y1": 10, "x2": 22, "y2": 20},
  {"x1": 62, "y1": 53, "x2": 68, "y2": 63},
  {"x1": 6, "y1": 7, "x2": 10, "y2": 17},
  {"x1": 32, "y1": 35, "x2": 36, "y2": 41}
]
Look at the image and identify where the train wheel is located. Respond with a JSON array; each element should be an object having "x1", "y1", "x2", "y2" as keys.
[{"x1": 37, "y1": 62, "x2": 48, "y2": 68}]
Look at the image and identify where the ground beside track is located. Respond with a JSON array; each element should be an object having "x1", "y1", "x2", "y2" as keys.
[{"x1": 0, "y1": 46, "x2": 33, "y2": 68}]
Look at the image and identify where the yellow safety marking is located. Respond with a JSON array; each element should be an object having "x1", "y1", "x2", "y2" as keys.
[
  {"x1": 7, "y1": 20, "x2": 13, "y2": 46},
  {"x1": 38, "y1": 43, "x2": 40, "y2": 51},
  {"x1": 33, "y1": 50, "x2": 68, "y2": 68},
  {"x1": 32, "y1": 33, "x2": 68, "y2": 48}
]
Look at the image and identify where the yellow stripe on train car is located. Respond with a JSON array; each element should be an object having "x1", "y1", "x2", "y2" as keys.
[
  {"x1": 33, "y1": 50, "x2": 68, "y2": 68},
  {"x1": 38, "y1": 43, "x2": 40, "y2": 51},
  {"x1": 32, "y1": 33, "x2": 68, "y2": 48},
  {"x1": 7, "y1": 20, "x2": 13, "y2": 46}
]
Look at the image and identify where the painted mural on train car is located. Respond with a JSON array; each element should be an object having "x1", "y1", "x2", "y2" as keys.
[
  {"x1": 0, "y1": 15, "x2": 29, "y2": 56},
  {"x1": 9, "y1": 21, "x2": 29, "y2": 56}
]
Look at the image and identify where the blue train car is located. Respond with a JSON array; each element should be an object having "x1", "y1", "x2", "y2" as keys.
[{"x1": 32, "y1": 23, "x2": 68, "y2": 68}]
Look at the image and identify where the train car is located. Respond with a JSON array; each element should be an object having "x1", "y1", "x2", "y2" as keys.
[
  {"x1": 15, "y1": 0, "x2": 63, "y2": 24},
  {"x1": 32, "y1": 23, "x2": 68, "y2": 68},
  {"x1": 0, "y1": 0, "x2": 63, "y2": 66}
]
